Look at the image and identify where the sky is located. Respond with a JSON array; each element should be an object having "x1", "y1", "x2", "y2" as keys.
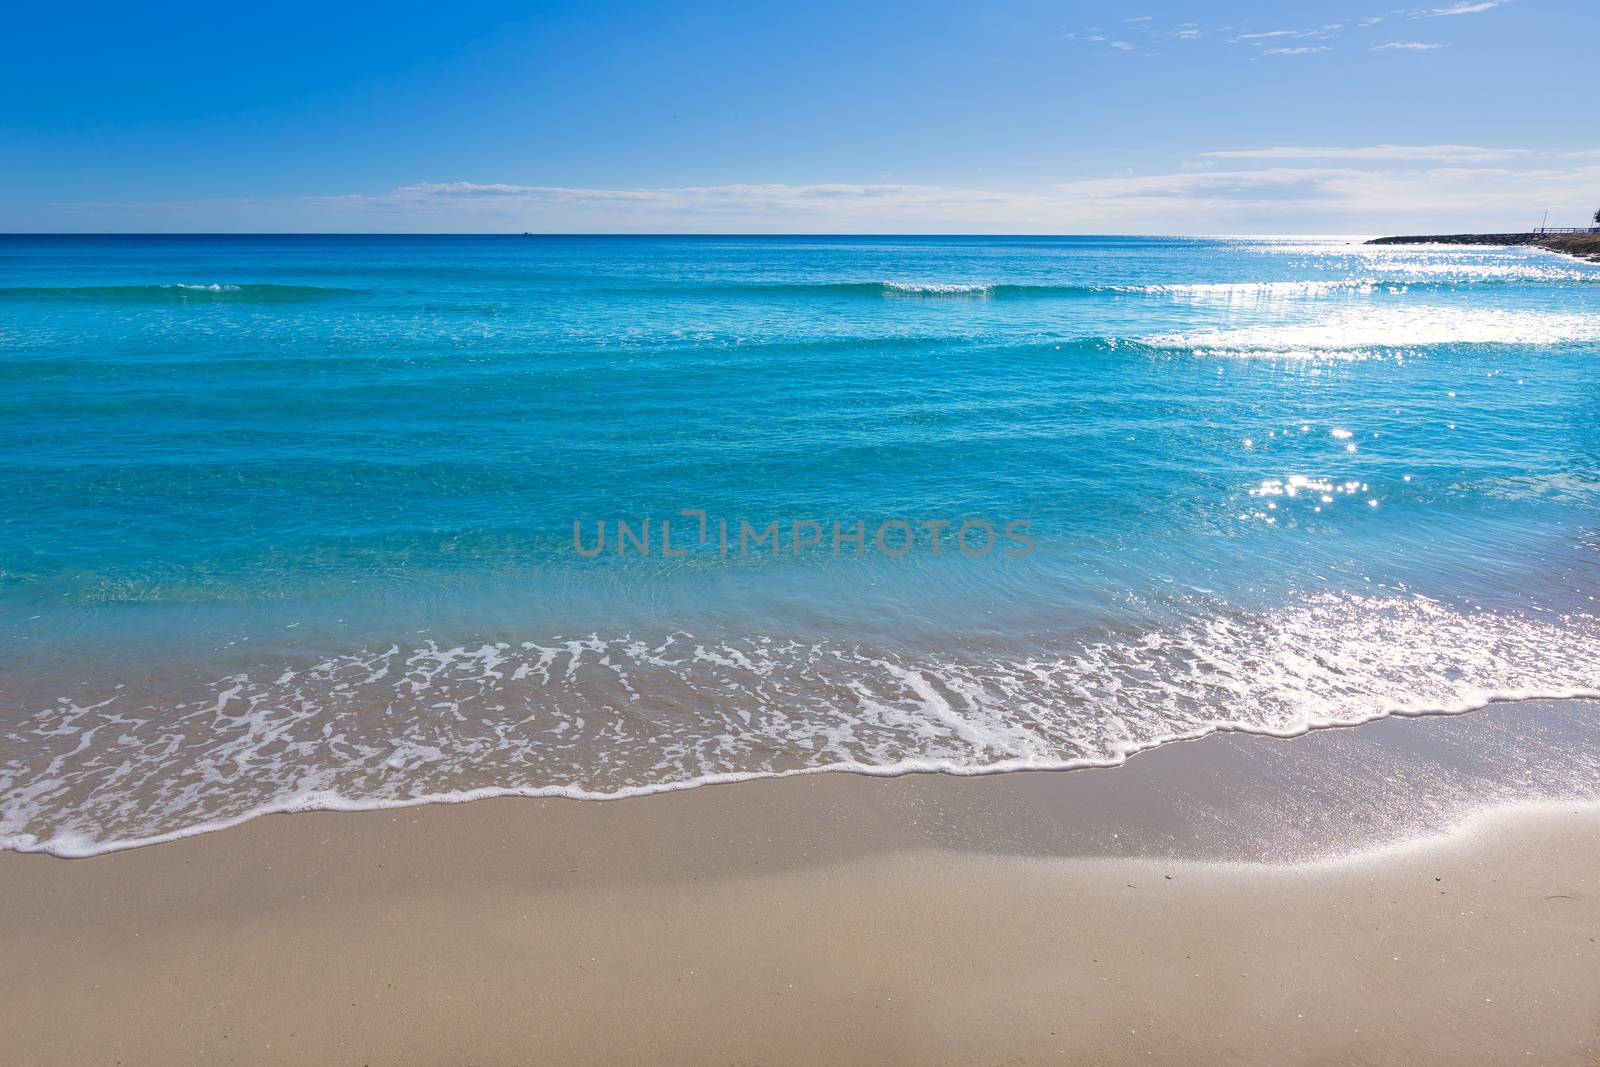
[{"x1": 3, "y1": 0, "x2": 1596, "y2": 233}]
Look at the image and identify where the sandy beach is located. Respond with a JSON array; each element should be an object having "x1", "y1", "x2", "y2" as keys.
[
  {"x1": 8, "y1": 0, "x2": 1599, "y2": 1060},
  {"x1": 5, "y1": 699, "x2": 1598, "y2": 1066}
]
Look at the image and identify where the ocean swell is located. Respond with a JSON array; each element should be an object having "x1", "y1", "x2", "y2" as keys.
[{"x1": 0, "y1": 283, "x2": 359, "y2": 304}]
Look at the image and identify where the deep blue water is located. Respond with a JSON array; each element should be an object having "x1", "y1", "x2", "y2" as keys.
[{"x1": 2, "y1": 234, "x2": 1598, "y2": 853}]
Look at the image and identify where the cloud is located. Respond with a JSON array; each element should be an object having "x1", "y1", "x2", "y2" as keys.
[
  {"x1": 1264, "y1": 46, "x2": 1330, "y2": 54},
  {"x1": 1076, "y1": 4, "x2": 1502, "y2": 54},
  {"x1": 1232, "y1": 29, "x2": 1317, "y2": 41},
  {"x1": 51, "y1": 154, "x2": 1600, "y2": 236},
  {"x1": 1425, "y1": 1, "x2": 1504, "y2": 15},
  {"x1": 1231, "y1": 23, "x2": 1345, "y2": 47},
  {"x1": 1109, "y1": 40, "x2": 1135, "y2": 50},
  {"x1": 1203, "y1": 144, "x2": 1526, "y2": 162}
]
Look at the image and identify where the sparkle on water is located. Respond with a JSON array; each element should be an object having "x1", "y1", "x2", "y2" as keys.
[{"x1": 1, "y1": 234, "x2": 1598, "y2": 854}]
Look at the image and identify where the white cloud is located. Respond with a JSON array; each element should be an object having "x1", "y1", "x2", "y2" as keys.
[
  {"x1": 1425, "y1": 1, "x2": 1505, "y2": 15},
  {"x1": 1264, "y1": 46, "x2": 1330, "y2": 54},
  {"x1": 1231, "y1": 23, "x2": 1345, "y2": 47},
  {"x1": 1204, "y1": 144, "x2": 1526, "y2": 162},
  {"x1": 1042, "y1": 161, "x2": 1600, "y2": 230},
  {"x1": 1110, "y1": 40, "x2": 1135, "y2": 50},
  {"x1": 1077, "y1": 5, "x2": 1503, "y2": 54},
  {"x1": 1233, "y1": 29, "x2": 1317, "y2": 41},
  {"x1": 52, "y1": 155, "x2": 1600, "y2": 236}
]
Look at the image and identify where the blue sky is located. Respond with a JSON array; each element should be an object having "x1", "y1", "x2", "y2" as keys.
[{"x1": 4, "y1": 0, "x2": 1595, "y2": 233}]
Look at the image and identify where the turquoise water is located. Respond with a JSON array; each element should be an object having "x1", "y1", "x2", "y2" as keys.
[{"x1": 3, "y1": 234, "x2": 1599, "y2": 854}]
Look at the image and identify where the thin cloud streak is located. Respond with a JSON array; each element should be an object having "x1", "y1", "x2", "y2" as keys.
[
  {"x1": 54, "y1": 156, "x2": 1600, "y2": 235},
  {"x1": 1231, "y1": 25, "x2": 1342, "y2": 44},
  {"x1": 1073, "y1": 2, "x2": 1508, "y2": 55},
  {"x1": 1425, "y1": 1, "x2": 1505, "y2": 15},
  {"x1": 1204, "y1": 144, "x2": 1524, "y2": 162}
]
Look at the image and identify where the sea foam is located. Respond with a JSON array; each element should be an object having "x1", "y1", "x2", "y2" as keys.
[{"x1": 4, "y1": 594, "x2": 1597, "y2": 857}]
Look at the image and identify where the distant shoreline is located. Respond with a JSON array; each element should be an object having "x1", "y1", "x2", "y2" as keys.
[{"x1": 1368, "y1": 231, "x2": 1600, "y2": 262}]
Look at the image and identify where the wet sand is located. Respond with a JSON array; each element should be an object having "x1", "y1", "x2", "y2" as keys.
[{"x1": 4, "y1": 700, "x2": 1600, "y2": 1065}]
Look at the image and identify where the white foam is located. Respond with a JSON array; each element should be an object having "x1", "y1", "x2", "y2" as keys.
[
  {"x1": 8, "y1": 685, "x2": 1599, "y2": 860},
  {"x1": 880, "y1": 281, "x2": 993, "y2": 295},
  {"x1": 3, "y1": 594, "x2": 1598, "y2": 857}
]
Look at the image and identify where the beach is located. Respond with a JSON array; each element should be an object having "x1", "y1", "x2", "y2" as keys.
[
  {"x1": 4, "y1": 234, "x2": 1599, "y2": 1062},
  {"x1": 5, "y1": 699, "x2": 1599, "y2": 1065},
  {"x1": 8, "y1": 0, "x2": 1598, "y2": 1057},
  {"x1": 9, "y1": 0, "x2": 1600, "y2": 1057}
]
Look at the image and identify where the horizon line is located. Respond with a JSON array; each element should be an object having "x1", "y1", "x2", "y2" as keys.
[{"x1": 0, "y1": 231, "x2": 1388, "y2": 239}]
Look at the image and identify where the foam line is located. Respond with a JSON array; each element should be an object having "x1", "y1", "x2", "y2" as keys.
[{"x1": 6, "y1": 686, "x2": 1598, "y2": 859}]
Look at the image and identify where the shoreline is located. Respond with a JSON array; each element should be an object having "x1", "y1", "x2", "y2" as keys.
[
  {"x1": 5, "y1": 699, "x2": 1600, "y2": 1063},
  {"x1": 1367, "y1": 230, "x2": 1600, "y2": 262},
  {"x1": 8, "y1": 689, "x2": 1600, "y2": 860}
]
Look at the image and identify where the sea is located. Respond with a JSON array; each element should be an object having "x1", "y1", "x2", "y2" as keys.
[{"x1": 2, "y1": 233, "x2": 1598, "y2": 856}]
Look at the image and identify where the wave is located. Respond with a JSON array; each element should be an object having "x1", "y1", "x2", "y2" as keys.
[
  {"x1": 3, "y1": 593, "x2": 1597, "y2": 856},
  {"x1": 8, "y1": 274, "x2": 1577, "y2": 308},
  {"x1": 743, "y1": 280, "x2": 1365, "y2": 298},
  {"x1": 16, "y1": 687, "x2": 1600, "y2": 860},
  {"x1": 702, "y1": 274, "x2": 1590, "y2": 301},
  {"x1": 754, "y1": 280, "x2": 1042, "y2": 297},
  {"x1": 0, "y1": 283, "x2": 359, "y2": 304}
]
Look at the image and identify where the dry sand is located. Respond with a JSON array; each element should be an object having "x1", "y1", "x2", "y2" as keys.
[{"x1": 4, "y1": 702, "x2": 1600, "y2": 1065}]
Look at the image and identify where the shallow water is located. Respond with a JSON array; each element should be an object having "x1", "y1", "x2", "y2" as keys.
[{"x1": 2, "y1": 234, "x2": 1598, "y2": 854}]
